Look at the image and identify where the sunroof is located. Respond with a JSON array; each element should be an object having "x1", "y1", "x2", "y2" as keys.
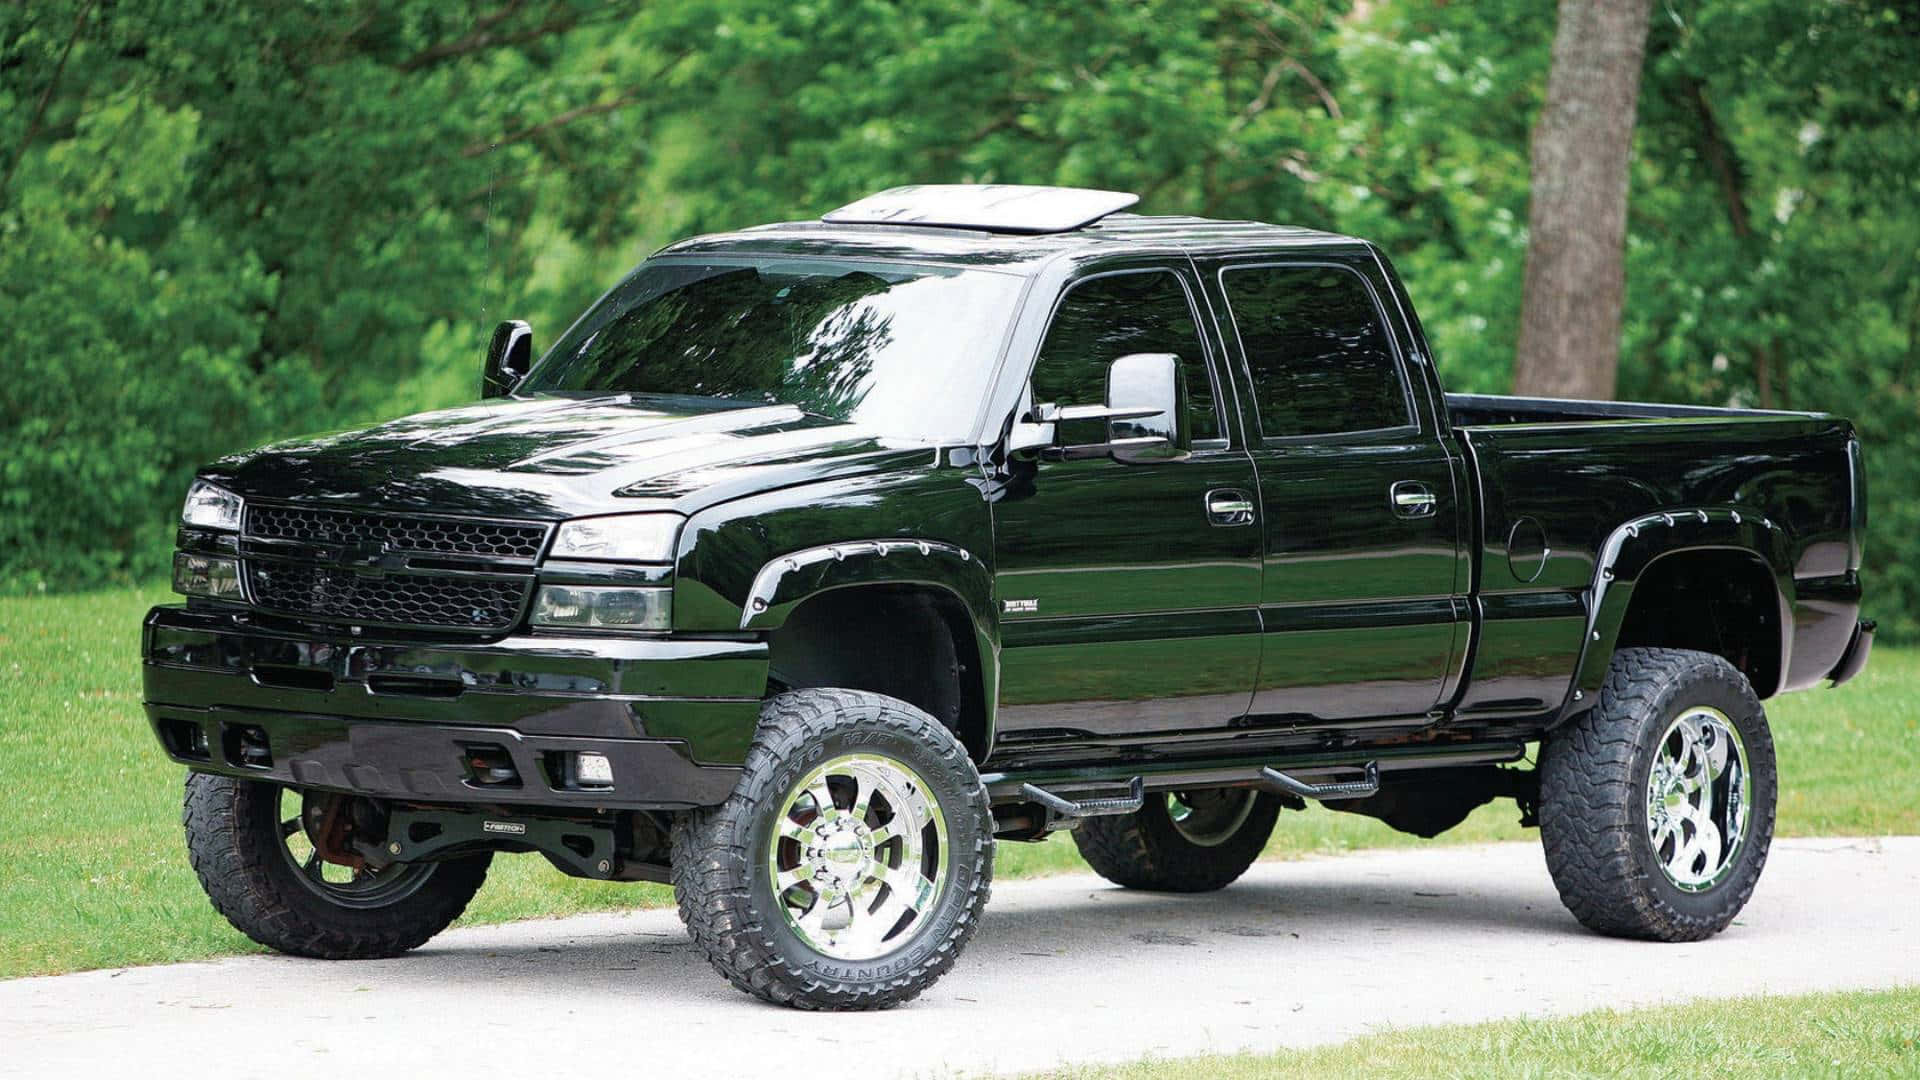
[{"x1": 823, "y1": 185, "x2": 1141, "y2": 234}]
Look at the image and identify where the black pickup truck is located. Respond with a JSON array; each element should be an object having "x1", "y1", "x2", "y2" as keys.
[{"x1": 148, "y1": 185, "x2": 1872, "y2": 1009}]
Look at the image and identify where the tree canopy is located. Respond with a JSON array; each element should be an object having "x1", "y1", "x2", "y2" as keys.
[{"x1": 3, "y1": 0, "x2": 1915, "y2": 636}]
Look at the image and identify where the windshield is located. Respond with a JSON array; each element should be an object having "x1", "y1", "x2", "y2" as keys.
[{"x1": 520, "y1": 257, "x2": 1024, "y2": 442}]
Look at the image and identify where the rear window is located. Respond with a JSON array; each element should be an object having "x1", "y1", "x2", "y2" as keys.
[{"x1": 1221, "y1": 265, "x2": 1411, "y2": 438}]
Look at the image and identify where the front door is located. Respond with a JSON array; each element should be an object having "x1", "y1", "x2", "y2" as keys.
[
  {"x1": 1199, "y1": 255, "x2": 1466, "y2": 724},
  {"x1": 992, "y1": 264, "x2": 1263, "y2": 743}
]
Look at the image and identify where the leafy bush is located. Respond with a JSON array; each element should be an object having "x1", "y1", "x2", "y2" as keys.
[{"x1": 1, "y1": 0, "x2": 1914, "y2": 639}]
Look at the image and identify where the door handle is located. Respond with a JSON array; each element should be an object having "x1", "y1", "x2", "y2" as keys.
[
  {"x1": 1390, "y1": 481, "x2": 1438, "y2": 518},
  {"x1": 1206, "y1": 488, "x2": 1256, "y2": 527}
]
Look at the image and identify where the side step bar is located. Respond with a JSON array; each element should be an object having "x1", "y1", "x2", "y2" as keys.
[
  {"x1": 982, "y1": 741, "x2": 1524, "y2": 804},
  {"x1": 1018, "y1": 776, "x2": 1144, "y2": 829},
  {"x1": 1259, "y1": 762, "x2": 1379, "y2": 802}
]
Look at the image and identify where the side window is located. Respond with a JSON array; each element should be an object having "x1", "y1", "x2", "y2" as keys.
[
  {"x1": 1221, "y1": 265, "x2": 1411, "y2": 438},
  {"x1": 1030, "y1": 270, "x2": 1221, "y2": 442}
]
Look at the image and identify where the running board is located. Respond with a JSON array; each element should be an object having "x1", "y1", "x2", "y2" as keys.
[
  {"x1": 981, "y1": 741, "x2": 1524, "y2": 804},
  {"x1": 1018, "y1": 776, "x2": 1144, "y2": 828},
  {"x1": 1259, "y1": 762, "x2": 1379, "y2": 802}
]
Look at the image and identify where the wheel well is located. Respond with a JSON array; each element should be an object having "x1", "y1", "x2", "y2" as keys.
[
  {"x1": 1614, "y1": 549, "x2": 1783, "y2": 697},
  {"x1": 765, "y1": 585, "x2": 990, "y2": 761}
]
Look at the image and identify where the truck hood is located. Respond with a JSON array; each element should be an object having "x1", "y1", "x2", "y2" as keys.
[{"x1": 206, "y1": 395, "x2": 942, "y2": 520}]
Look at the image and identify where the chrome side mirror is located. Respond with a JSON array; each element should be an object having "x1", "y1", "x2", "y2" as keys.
[
  {"x1": 483, "y1": 320, "x2": 533, "y2": 399},
  {"x1": 1010, "y1": 353, "x2": 1191, "y2": 462},
  {"x1": 1103, "y1": 352, "x2": 1189, "y2": 462}
]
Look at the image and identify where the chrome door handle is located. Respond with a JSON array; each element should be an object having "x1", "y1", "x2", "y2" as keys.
[
  {"x1": 1206, "y1": 489, "x2": 1256, "y2": 527},
  {"x1": 1390, "y1": 481, "x2": 1437, "y2": 518}
]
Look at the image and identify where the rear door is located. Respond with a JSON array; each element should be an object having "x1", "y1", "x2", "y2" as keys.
[
  {"x1": 991, "y1": 260, "x2": 1264, "y2": 743},
  {"x1": 1195, "y1": 252, "x2": 1467, "y2": 724}
]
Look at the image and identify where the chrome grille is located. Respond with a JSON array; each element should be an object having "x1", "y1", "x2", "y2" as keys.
[
  {"x1": 247, "y1": 563, "x2": 529, "y2": 632},
  {"x1": 244, "y1": 505, "x2": 548, "y2": 562}
]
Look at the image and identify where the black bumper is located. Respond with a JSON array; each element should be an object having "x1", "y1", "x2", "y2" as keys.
[
  {"x1": 143, "y1": 605, "x2": 767, "y2": 810},
  {"x1": 1828, "y1": 618, "x2": 1875, "y2": 688}
]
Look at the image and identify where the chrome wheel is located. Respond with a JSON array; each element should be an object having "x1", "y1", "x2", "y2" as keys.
[
  {"x1": 1166, "y1": 789, "x2": 1259, "y2": 847},
  {"x1": 766, "y1": 753, "x2": 950, "y2": 962},
  {"x1": 1645, "y1": 706, "x2": 1752, "y2": 892},
  {"x1": 277, "y1": 788, "x2": 436, "y2": 909}
]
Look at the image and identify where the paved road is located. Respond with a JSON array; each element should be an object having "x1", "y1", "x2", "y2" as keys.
[{"x1": 7, "y1": 837, "x2": 1916, "y2": 1079}]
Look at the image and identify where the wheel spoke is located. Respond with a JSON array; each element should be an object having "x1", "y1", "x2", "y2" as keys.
[
  {"x1": 843, "y1": 876, "x2": 922, "y2": 954},
  {"x1": 1701, "y1": 722, "x2": 1731, "y2": 777},
  {"x1": 774, "y1": 865, "x2": 815, "y2": 893},
  {"x1": 280, "y1": 817, "x2": 303, "y2": 840},
  {"x1": 1688, "y1": 816, "x2": 1723, "y2": 880},
  {"x1": 844, "y1": 767, "x2": 877, "y2": 823},
  {"x1": 1651, "y1": 818, "x2": 1678, "y2": 857},
  {"x1": 805, "y1": 777, "x2": 838, "y2": 822},
  {"x1": 792, "y1": 893, "x2": 839, "y2": 943},
  {"x1": 777, "y1": 815, "x2": 816, "y2": 846}
]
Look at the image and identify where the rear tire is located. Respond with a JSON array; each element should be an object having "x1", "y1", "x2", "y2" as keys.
[
  {"x1": 183, "y1": 774, "x2": 490, "y2": 959},
  {"x1": 1073, "y1": 788, "x2": 1281, "y2": 892},
  {"x1": 1539, "y1": 647, "x2": 1777, "y2": 942},
  {"x1": 671, "y1": 689, "x2": 993, "y2": 1010}
]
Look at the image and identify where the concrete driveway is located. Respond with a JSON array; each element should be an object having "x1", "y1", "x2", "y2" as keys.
[{"x1": 6, "y1": 837, "x2": 1916, "y2": 1079}]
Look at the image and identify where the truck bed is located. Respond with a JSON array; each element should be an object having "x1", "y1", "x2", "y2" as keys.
[
  {"x1": 1445, "y1": 392, "x2": 1816, "y2": 427},
  {"x1": 1445, "y1": 397, "x2": 1861, "y2": 717}
]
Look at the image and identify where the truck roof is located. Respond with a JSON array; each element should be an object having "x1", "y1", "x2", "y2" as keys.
[{"x1": 657, "y1": 184, "x2": 1366, "y2": 271}]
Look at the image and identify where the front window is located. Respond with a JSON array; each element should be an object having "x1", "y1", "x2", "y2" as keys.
[
  {"x1": 1030, "y1": 269, "x2": 1223, "y2": 442},
  {"x1": 520, "y1": 256, "x2": 1024, "y2": 442}
]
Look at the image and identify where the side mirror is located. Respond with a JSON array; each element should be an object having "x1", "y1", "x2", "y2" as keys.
[
  {"x1": 1008, "y1": 353, "x2": 1191, "y2": 462},
  {"x1": 483, "y1": 320, "x2": 533, "y2": 399},
  {"x1": 1104, "y1": 352, "x2": 1189, "y2": 462}
]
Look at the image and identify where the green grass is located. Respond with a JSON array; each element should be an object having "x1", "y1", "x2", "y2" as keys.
[
  {"x1": 1029, "y1": 985, "x2": 1920, "y2": 1079},
  {"x1": 1, "y1": 586, "x2": 1914, "y2": 978}
]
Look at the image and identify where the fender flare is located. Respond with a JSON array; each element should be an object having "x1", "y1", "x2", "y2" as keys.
[
  {"x1": 738, "y1": 538, "x2": 1001, "y2": 748},
  {"x1": 1557, "y1": 507, "x2": 1795, "y2": 724}
]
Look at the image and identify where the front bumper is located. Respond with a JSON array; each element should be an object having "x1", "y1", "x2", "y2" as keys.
[{"x1": 143, "y1": 605, "x2": 767, "y2": 809}]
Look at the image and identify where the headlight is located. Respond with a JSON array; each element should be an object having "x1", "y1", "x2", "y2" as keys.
[
  {"x1": 548, "y1": 514, "x2": 682, "y2": 562},
  {"x1": 531, "y1": 585, "x2": 671, "y2": 630},
  {"x1": 173, "y1": 552, "x2": 244, "y2": 599},
  {"x1": 181, "y1": 480, "x2": 243, "y2": 531}
]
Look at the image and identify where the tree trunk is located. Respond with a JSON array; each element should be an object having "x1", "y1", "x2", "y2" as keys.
[{"x1": 1512, "y1": 0, "x2": 1654, "y2": 400}]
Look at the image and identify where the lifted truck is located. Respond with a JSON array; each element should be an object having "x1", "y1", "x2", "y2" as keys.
[{"x1": 149, "y1": 185, "x2": 1873, "y2": 1009}]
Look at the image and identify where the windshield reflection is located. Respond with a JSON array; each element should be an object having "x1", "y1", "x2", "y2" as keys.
[{"x1": 522, "y1": 257, "x2": 1023, "y2": 442}]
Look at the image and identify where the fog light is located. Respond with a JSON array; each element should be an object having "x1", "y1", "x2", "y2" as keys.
[
  {"x1": 173, "y1": 552, "x2": 244, "y2": 599},
  {"x1": 574, "y1": 752, "x2": 615, "y2": 787}
]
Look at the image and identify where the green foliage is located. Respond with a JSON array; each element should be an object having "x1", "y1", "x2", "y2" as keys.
[{"x1": 1, "y1": 0, "x2": 1915, "y2": 635}]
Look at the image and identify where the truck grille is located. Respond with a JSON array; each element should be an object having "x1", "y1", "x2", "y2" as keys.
[
  {"x1": 247, "y1": 563, "x2": 530, "y2": 632},
  {"x1": 244, "y1": 505, "x2": 549, "y2": 563},
  {"x1": 238, "y1": 503, "x2": 549, "y2": 632}
]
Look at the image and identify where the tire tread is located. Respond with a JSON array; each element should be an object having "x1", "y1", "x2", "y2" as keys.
[
  {"x1": 1539, "y1": 647, "x2": 1775, "y2": 942},
  {"x1": 671, "y1": 689, "x2": 992, "y2": 1010},
  {"x1": 183, "y1": 774, "x2": 488, "y2": 960}
]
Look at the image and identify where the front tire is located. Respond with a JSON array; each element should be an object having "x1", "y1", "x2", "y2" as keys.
[
  {"x1": 672, "y1": 689, "x2": 993, "y2": 1010},
  {"x1": 1539, "y1": 647, "x2": 1777, "y2": 941},
  {"x1": 1073, "y1": 788, "x2": 1282, "y2": 892},
  {"x1": 183, "y1": 774, "x2": 491, "y2": 959}
]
